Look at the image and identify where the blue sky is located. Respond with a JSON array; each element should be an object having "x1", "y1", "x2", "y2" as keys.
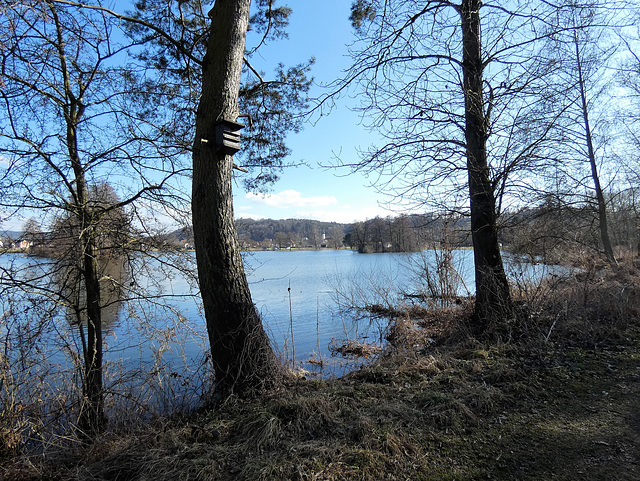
[
  {"x1": 234, "y1": 0, "x2": 401, "y2": 224},
  {"x1": 0, "y1": 0, "x2": 400, "y2": 232}
]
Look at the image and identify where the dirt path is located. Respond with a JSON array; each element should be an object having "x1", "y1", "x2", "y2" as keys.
[{"x1": 483, "y1": 346, "x2": 640, "y2": 480}]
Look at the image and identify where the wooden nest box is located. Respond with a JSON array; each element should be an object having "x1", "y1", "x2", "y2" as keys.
[{"x1": 213, "y1": 119, "x2": 244, "y2": 156}]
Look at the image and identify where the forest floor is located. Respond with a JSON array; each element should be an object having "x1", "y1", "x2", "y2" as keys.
[{"x1": 3, "y1": 260, "x2": 640, "y2": 480}]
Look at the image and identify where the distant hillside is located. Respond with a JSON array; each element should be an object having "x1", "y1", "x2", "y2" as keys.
[
  {"x1": 163, "y1": 215, "x2": 473, "y2": 252},
  {"x1": 235, "y1": 218, "x2": 351, "y2": 249}
]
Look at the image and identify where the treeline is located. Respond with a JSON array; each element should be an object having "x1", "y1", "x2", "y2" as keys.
[
  {"x1": 502, "y1": 192, "x2": 640, "y2": 264},
  {"x1": 160, "y1": 215, "x2": 472, "y2": 253},
  {"x1": 231, "y1": 193, "x2": 639, "y2": 258},
  {"x1": 345, "y1": 214, "x2": 472, "y2": 253}
]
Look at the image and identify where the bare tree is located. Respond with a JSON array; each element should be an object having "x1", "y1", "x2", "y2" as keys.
[
  {"x1": 329, "y1": 224, "x2": 346, "y2": 249},
  {"x1": 339, "y1": 1, "x2": 565, "y2": 330},
  {"x1": 542, "y1": 1, "x2": 628, "y2": 268},
  {"x1": 618, "y1": 9, "x2": 640, "y2": 256},
  {"x1": 20, "y1": 218, "x2": 43, "y2": 248},
  {"x1": 0, "y1": 0, "x2": 189, "y2": 432}
]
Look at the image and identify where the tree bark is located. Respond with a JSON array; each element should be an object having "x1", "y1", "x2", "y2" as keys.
[
  {"x1": 80, "y1": 228, "x2": 105, "y2": 432},
  {"x1": 459, "y1": 0, "x2": 513, "y2": 331},
  {"x1": 192, "y1": 0, "x2": 281, "y2": 395}
]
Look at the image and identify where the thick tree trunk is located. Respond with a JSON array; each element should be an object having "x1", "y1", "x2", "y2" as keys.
[
  {"x1": 459, "y1": 0, "x2": 513, "y2": 332},
  {"x1": 192, "y1": 0, "x2": 281, "y2": 395}
]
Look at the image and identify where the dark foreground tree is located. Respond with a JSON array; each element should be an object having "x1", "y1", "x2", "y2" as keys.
[
  {"x1": 459, "y1": 0, "x2": 512, "y2": 325},
  {"x1": 192, "y1": 0, "x2": 282, "y2": 394},
  {"x1": 340, "y1": 0, "x2": 565, "y2": 330},
  {"x1": 122, "y1": 0, "x2": 311, "y2": 394}
]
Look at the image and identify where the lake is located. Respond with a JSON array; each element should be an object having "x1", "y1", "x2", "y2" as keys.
[
  {"x1": 245, "y1": 249, "x2": 475, "y2": 370},
  {"x1": 0, "y1": 249, "x2": 561, "y2": 414}
]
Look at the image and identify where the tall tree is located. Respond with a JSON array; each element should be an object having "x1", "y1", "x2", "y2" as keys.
[
  {"x1": 191, "y1": 0, "x2": 282, "y2": 395},
  {"x1": 618, "y1": 9, "x2": 640, "y2": 256},
  {"x1": 121, "y1": 0, "x2": 312, "y2": 394},
  {"x1": 341, "y1": 0, "x2": 562, "y2": 330},
  {"x1": 0, "y1": 0, "x2": 189, "y2": 432},
  {"x1": 544, "y1": 1, "x2": 625, "y2": 268}
]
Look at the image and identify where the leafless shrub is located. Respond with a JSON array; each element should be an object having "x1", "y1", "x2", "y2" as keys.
[
  {"x1": 510, "y1": 255, "x2": 640, "y2": 347},
  {"x1": 402, "y1": 247, "x2": 472, "y2": 309}
]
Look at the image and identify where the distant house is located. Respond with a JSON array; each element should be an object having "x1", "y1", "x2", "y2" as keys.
[
  {"x1": 0, "y1": 239, "x2": 3, "y2": 248},
  {"x1": 18, "y1": 240, "x2": 32, "y2": 250}
]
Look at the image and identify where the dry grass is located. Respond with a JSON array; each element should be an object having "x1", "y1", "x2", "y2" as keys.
[
  {"x1": 328, "y1": 339, "x2": 381, "y2": 358},
  {"x1": 2, "y1": 260, "x2": 640, "y2": 480},
  {"x1": 511, "y1": 256, "x2": 640, "y2": 347}
]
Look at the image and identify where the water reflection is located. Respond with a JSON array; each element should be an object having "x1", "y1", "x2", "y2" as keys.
[{"x1": 58, "y1": 257, "x2": 128, "y2": 332}]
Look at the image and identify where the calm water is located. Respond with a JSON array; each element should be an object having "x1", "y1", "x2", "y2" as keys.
[
  {"x1": 245, "y1": 249, "x2": 474, "y2": 370},
  {"x1": 0, "y1": 249, "x2": 561, "y2": 391}
]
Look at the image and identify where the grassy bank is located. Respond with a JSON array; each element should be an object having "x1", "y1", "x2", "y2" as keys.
[{"x1": 2, "y1": 261, "x2": 639, "y2": 480}]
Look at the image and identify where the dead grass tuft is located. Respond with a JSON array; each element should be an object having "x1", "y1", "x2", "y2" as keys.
[{"x1": 328, "y1": 338, "x2": 381, "y2": 358}]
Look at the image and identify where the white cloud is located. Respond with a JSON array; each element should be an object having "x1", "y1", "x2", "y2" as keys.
[
  {"x1": 245, "y1": 190, "x2": 337, "y2": 209},
  {"x1": 238, "y1": 189, "x2": 406, "y2": 223}
]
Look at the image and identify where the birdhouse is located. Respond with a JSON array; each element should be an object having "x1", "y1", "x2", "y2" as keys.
[{"x1": 213, "y1": 119, "x2": 244, "y2": 156}]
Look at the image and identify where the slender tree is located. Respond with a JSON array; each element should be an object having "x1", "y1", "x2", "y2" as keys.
[
  {"x1": 0, "y1": 0, "x2": 189, "y2": 432},
  {"x1": 618, "y1": 10, "x2": 640, "y2": 256},
  {"x1": 544, "y1": 1, "x2": 626, "y2": 268}
]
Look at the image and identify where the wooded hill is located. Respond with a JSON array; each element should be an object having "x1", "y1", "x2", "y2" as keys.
[{"x1": 163, "y1": 214, "x2": 473, "y2": 253}]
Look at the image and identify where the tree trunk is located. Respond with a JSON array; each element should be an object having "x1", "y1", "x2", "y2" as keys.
[
  {"x1": 80, "y1": 228, "x2": 106, "y2": 432},
  {"x1": 573, "y1": 32, "x2": 618, "y2": 268},
  {"x1": 70, "y1": 147, "x2": 105, "y2": 433},
  {"x1": 459, "y1": 0, "x2": 513, "y2": 332},
  {"x1": 192, "y1": 0, "x2": 281, "y2": 395}
]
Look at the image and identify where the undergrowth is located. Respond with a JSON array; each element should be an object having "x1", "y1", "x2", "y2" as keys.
[{"x1": 2, "y1": 259, "x2": 639, "y2": 480}]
